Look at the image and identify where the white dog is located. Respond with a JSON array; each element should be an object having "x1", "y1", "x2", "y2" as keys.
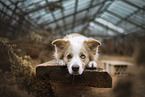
[{"x1": 52, "y1": 33, "x2": 101, "y2": 75}]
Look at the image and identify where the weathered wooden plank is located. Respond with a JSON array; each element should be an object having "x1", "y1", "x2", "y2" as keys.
[{"x1": 36, "y1": 60, "x2": 112, "y2": 88}]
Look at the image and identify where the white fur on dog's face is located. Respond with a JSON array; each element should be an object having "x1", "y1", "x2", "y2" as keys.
[
  {"x1": 63, "y1": 42, "x2": 90, "y2": 75},
  {"x1": 52, "y1": 33, "x2": 101, "y2": 75}
]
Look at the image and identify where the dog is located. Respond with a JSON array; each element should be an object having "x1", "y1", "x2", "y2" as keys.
[{"x1": 51, "y1": 33, "x2": 101, "y2": 75}]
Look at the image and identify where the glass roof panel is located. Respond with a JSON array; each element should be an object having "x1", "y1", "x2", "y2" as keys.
[
  {"x1": 48, "y1": 0, "x2": 60, "y2": 2},
  {"x1": 109, "y1": 1, "x2": 137, "y2": 11},
  {"x1": 3, "y1": 0, "x2": 11, "y2": 6},
  {"x1": 53, "y1": 10, "x2": 62, "y2": 20},
  {"x1": 76, "y1": 11, "x2": 86, "y2": 19},
  {"x1": 63, "y1": 0, "x2": 75, "y2": 16},
  {"x1": 64, "y1": 16, "x2": 73, "y2": 25},
  {"x1": 77, "y1": 3, "x2": 89, "y2": 11},
  {"x1": 64, "y1": 8, "x2": 74, "y2": 16},
  {"x1": 63, "y1": 0, "x2": 75, "y2": 8},
  {"x1": 9, "y1": 5, "x2": 15, "y2": 10},
  {"x1": 77, "y1": 0, "x2": 90, "y2": 11},
  {"x1": 131, "y1": 28, "x2": 144, "y2": 34},
  {"x1": 45, "y1": 23, "x2": 56, "y2": 29},
  {"x1": 78, "y1": 0, "x2": 90, "y2": 5},
  {"x1": 40, "y1": 1, "x2": 45, "y2": 5},
  {"x1": 128, "y1": 0, "x2": 145, "y2": 7},
  {"x1": 108, "y1": 1, "x2": 137, "y2": 18},
  {"x1": 95, "y1": 18, "x2": 124, "y2": 33},
  {"x1": 88, "y1": 6, "x2": 99, "y2": 17},
  {"x1": 73, "y1": 25, "x2": 84, "y2": 32},
  {"x1": 29, "y1": 0, "x2": 42, "y2": 4},
  {"x1": 57, "y1": 20, "x2": 63, "y2": 27},
  {"x1": 129, "y1": 10, "x2": 145, "y2": 25},
  {"x1": 118, "y1": 21, "x2": 136, "y2": 31},
  {"x1": 100, "y1": 12, "x2": 121, "y2": 24},
  {"x1": 29, "y1": 10, "x2": 46, "y2": 19},
  {"x1": 23, "y1": 0, "x2": 43, "y2": 8},
  {"x1": 89, "y1": 22, "x2": 116, "y2": 36},
  {"x1": 37, "y1": 13, "x2": 53, "y2": 24}
]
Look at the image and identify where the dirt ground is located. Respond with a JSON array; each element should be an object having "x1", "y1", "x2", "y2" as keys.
[
  {"x1": 7, "y1": 39, "x2": 144, "y2": 97},
  {"x1": 46, "y1": 55, "x2": 134, "y2": 97},
  {"x1": 53, "y1": 83, "x2": 112, "y2": 97},
  {"x1": 49, "y1": 54, "x2": 145, "y2": 97},
  {"x1": 17, "y1": 40, "x2": 138, "y2": 97},
  {"x1": 1, "y1": 34, "x2": 145, "y2": 97}
]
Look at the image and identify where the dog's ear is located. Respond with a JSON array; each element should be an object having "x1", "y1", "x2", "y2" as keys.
[
  {"x1": 51, "y1": 39, "x2": 69, "y2": 50},
  {"x1": 84, "y1": 39, "x2": 101, "y2": 52}
]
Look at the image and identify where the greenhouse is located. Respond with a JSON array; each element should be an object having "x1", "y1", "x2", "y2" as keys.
[{"x1": 0, "y1": 0, "x2": 145, "y2": 97}]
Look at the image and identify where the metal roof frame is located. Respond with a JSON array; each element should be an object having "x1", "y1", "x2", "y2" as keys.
[{"x1": 0, "y1": 0, "x2": 145, "y2": 38}]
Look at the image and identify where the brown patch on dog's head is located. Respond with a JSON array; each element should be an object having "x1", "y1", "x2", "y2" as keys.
[
  {"x1": 84, "y1": 39, "x2": 101, "y2": 61},
  {"x1": 84, "y1": 39, "x2": 101, "y2": 52},
  {"x1": 52, "y1": 39, "x2": 70, "y2": 50},
  {"x1": 51, "y1": 39, "x2": 70, "y2": 59}
]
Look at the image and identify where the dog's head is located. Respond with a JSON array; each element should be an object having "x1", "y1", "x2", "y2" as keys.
[{"x1": 52, "y1": 38, "x2": 101, "y2": 75}]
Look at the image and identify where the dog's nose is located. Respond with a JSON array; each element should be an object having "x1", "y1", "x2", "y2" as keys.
[{"x1": 72, "y1": 65, "x2": 79, "y2": 72}]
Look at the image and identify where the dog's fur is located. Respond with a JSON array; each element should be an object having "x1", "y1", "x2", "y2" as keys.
[{"x1": 52, "y1": 33, "x2": 101, "y2": 75}]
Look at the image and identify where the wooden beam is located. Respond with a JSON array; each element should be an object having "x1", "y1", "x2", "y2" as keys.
[{"x1": 36, "y1": 60, "x2": 112, "y2": 88}]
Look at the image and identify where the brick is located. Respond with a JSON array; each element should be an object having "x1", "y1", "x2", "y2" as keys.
[{"x1": 36, "y1": 60, "x2": 112, "y2": 88}]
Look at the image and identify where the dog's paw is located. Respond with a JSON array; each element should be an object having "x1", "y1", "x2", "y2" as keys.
[
  {"x1": 57, "y1": 60, "x2": 65, "y2": 66},
  {"x1": 87, "y1": 61, "x2": 97, "y2": 68}
]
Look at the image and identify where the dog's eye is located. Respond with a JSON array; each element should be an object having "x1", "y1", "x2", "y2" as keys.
[
  {"x1": 80, "y1": 54, "x2": 86, "y2": 59},
  {"x1": 67, "y1": 54, "x2": 72, "y2": 59}
]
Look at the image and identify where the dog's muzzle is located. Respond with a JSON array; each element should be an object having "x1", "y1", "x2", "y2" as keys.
[{"x1": 72, "y1": 64, "x2": 79, "y2": 72}]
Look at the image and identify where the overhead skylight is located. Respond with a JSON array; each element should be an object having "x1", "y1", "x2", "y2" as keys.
[{"x1": 95, "y1": 18, "x2": 124, "y2": 33}]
